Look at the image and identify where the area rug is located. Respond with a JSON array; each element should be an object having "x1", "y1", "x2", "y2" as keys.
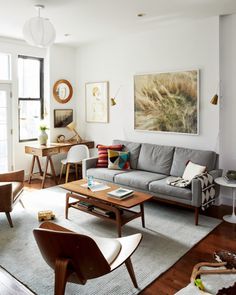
[{"x1": 0, "y1": 186, "x2": 221, "y2": 295}]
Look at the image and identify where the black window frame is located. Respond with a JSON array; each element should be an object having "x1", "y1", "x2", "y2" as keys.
[{"x1": 18, "y1": 55, "x2": 44, "y2": 142}]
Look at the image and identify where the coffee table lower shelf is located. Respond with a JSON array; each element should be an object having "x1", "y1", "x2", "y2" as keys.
[{"x1": 65, "y1": 193, "x2": 145, "y2": 237}]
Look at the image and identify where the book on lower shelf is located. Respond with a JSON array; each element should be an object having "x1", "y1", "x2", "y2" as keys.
[
  {"x1": 108, "y1": 188, "x2": 134, "y2": 200},
  {"x1": 77, "y1": 201, "x2": 94, "y2": 210},
  {"x1": 92, "y1": 207, "x2": 115, "y2": 218}
]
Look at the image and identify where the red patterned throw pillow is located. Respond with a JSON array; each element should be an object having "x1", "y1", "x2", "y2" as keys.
[{"x1": 96, "y1": 144, "x2": 123, "y2": 168}]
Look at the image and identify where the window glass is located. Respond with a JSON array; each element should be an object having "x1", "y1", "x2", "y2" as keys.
[
  {"x1": 0, "y1": 53, "x2": 11, "y2": 80},
  {"x1": 0, "y1": 90, "x2": 8, "y2": 171},
  {"x1": 19, "y1": 100, "x2": 41, "y2": 141},
  {"x1": 18, "y1": 57, "x2": 40, "y2": 98}
]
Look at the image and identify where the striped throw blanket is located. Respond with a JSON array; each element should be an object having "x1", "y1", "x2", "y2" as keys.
[{"x1": 166, "y1": 172, "x2": 216, "y2": 210}]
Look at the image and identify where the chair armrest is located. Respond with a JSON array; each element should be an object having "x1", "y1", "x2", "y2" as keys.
[
  {"x1": 82, "y1": 157, "x2": 98, "y2": 178},
  {"x1": 0, "y1": 170, "x2": 24, "y2": 182},
  {"x1": 0, "y1": 183, "x2": 13, "y2": 212}
]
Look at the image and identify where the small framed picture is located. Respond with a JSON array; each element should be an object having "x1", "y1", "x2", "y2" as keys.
[
  {"x1": 85, "y1": 81, "x2": 109, "y2": 123},
  {"x1": 54, "y1": 109, "x2": 73, "y2": 128}
]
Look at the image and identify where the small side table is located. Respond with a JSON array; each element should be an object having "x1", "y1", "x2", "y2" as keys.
[{"x1": 215, "y1": 177, "x2": 236, "y2": 223}]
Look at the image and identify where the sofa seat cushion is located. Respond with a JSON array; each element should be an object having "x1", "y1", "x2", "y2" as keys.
[
  {"x1": 170, "y1": 147, "x2": 216, "y2": 177},
  {"x1": 149, "y1": 177, "x2": 192, "y2": 200},
  {"x1": 87, "y1": 168, "x2": 128, "y2": 182},
  {"x1": 114, "y1": 170, "x2": 167, "y2": 190},
  {"x1": 137, "y1": 143, "x2": 174, "y2": 175}
]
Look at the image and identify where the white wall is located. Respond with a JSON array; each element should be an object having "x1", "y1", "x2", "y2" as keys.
[
  {"x1": 76, "y1": 17, "x2": 220, "y2": 154},
  {"x1": 48, "y1": 45, "x2": 77, "y2": 173},
  {"x1": 219, "y1": 14, "x2": 236, "y2": 204}
]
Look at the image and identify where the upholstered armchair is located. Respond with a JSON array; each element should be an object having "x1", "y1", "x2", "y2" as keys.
[{"x1": 0, "y1": 170, "x2": 24, "y2": 227}]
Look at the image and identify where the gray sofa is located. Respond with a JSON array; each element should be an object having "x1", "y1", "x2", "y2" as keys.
[{"x1": 83, "y1": 140, "x2": 222, "y2": 225}]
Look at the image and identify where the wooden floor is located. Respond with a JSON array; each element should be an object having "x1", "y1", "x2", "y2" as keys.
[{"x1": 0, "y1": 178, "x2": 235, "y2": 295}]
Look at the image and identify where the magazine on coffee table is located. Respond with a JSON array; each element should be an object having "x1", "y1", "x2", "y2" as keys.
[
  {"x1": 108, "y1": 188, "x2": 134, "y2": 200},
  {"x1": 81, "y1": 181, "x2": 110, "y2": 192}
]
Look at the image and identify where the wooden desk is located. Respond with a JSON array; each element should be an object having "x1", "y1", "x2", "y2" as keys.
[{"x1": 25, "y1": 141, "x2": 94, "y2": 189}]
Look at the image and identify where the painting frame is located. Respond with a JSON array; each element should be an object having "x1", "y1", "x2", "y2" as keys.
[
  {"x1": 54, "y1": 109, "x2": 73, "y2": 128},
  {"x1": 133, "y1": 68, "x2": 200, "y2": 136},
  {"x1": 85, "y1": 81, "x2": 109, "y2": 123}
]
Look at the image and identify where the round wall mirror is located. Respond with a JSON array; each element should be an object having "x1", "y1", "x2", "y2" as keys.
[{"x1": 53, "y1": 79, "x2": 73, "y2": 103}]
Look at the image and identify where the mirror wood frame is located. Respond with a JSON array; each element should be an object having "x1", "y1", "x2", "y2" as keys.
[{"x1": 53, "y1": 79, "x2": 73, "y2": 104}]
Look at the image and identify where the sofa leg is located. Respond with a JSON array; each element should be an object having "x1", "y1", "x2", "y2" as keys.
[
  {"x1": 5, "y1": 212, "x2": 13, "y2": 228},
  {"x1": 195, "y1": 207, "x2": 199, "y2": 226}
]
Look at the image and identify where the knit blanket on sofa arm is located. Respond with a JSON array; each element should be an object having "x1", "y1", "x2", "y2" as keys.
[{"x1": 166, "y1": 172, "x2": 216, "y2": 210}]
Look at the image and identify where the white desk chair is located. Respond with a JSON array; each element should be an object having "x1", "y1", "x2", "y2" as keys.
[{"x1": 60, "y1": 145, "x2": 89, "y2": 183}]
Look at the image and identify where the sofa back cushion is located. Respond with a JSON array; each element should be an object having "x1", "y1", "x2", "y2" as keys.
[
  {"x1": 170, "y1": 147, "x2": 217, "y2": 177},
  {"x1": 137, "y1": 143, "x2": 175, "y2": 175},
  {"x1": 112, "y1": 140, "x2": 141, "y2": 169}
]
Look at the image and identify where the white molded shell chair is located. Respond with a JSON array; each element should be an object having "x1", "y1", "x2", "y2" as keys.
[{"x1": 60, "y1": 145, "x2": 89, "y2": 183}]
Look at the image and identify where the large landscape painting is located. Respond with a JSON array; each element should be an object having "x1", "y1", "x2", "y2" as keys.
[{"x1": 134, "y1": 70, "x2": 199, "y2": 134}]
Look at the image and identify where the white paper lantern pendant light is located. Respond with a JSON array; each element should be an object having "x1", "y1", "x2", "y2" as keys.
[{"x1": 23, "y1": 4, "x2": 56, "y2": 48}]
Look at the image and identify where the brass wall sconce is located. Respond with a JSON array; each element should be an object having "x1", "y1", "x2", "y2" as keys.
[
  {"x1": 210, "y1": 94, "x2": 219, "y2": 105},
  {"x1": 110, "y1": 85, "x2": 122, "y2": 106},
  {"x1": 66, "y1": 122, "x2": 82, "y2": 143}
]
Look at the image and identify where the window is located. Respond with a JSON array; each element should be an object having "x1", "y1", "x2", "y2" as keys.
[
  {"x1": 0, "y1": 53, "x2": 11, "y2": 80},
  {"x1": 18, "y1": 55, "x2": 44, "y2": 142}
]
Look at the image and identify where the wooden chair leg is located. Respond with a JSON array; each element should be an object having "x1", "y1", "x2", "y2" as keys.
[
  {"x1": 5, "y1": 212, "x2": 13, "y2": 228},
  {"x1": 124, "y1": 258, "x2": 138, "y2": 288},
  {"x1": 195, "y1": 207, "x2": 199, "y2": 226},
  {"x1": 65, "y1": 164, "x2": 70, "y2": 183},
  {"x1": 59, "y1": 164, "x2": 65, "y2": 183},
  {"x1": 54, "y1": 258, "x2": 70, "y2": 295}
]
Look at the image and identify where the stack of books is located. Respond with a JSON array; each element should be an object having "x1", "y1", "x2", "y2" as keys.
[
  {"x1": 108, "y1": 188, "x2": 134, "y2": 200},
  {"x1": 92, "y1": 207, "x2": 115, "y2": 218}
]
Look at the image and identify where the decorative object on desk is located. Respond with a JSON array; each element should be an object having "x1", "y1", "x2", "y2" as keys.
[
  {"x1": 86, "y1": 81, "x2": 109, "y2": 123},
  {"x1": 66, "y1": 122, "x2": 82, "y2": 143},
  {"x1": 57, "y1": 134, "x2": 65, "y2": 143},
  {"x1": 53, "y1": 79, "x2": 73, "y2": 104},
  {"x1": 23, "y1": 4, "x2": 56, "y2": 48},
  {"x1": 108, "y1": 149, "x2": 130, "y2": 170},
  {"x1": 54, "y1": 109, "x2": 73, "y2": 128},
  {"x1": 38, "y1": 122, "x2": 49, "y2": 145},
  {"x1": 134, "y1": 70, "x2": 199, "y2": 134}
]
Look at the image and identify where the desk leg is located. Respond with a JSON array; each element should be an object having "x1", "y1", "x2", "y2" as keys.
[
  {"x1": 49, "y1": 156, "x2": 58, "y2": 185},
  {"x1": 41, "y1": 157, "x2": 49, "y2": 189},
  {"x1": 36, "y1": 156, "x2": 43, "y2": 176},
  {"x1": 28, "y1": 155, "x2": 36, "y2": 184}
]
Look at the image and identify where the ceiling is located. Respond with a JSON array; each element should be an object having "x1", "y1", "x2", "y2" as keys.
[{"x1": 0, "y1": 0, "x2": 236, "y2": 46}]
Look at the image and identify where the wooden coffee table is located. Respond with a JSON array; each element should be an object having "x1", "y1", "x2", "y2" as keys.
[{"x1": 60, "y1": 179, "x2": 152, "y2": 237}]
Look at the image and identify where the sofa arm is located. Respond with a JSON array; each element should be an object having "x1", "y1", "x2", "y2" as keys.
[
  {"x1": 191, "y1": 169, "x2": 223, "y2": 207},
  {"x1": 208, "y1": 169, "x2": 223, "y2": 179},
  {"x1": 82, "y1": 157, "x2": 98, "y2": 178},
  {"x1": 0, "y1": 170, "x2": 24, "y2": 182},
  {"x1": 0, "y1": 183, "x2": 13, "y2": 212},
  {"x1": 191, "y1": 179, "x2": 202, "y2": 207}
]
